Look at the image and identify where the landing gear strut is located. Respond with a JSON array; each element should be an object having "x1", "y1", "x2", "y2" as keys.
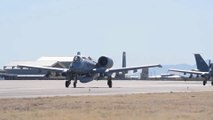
[
  {"x1": 73, "y1": 80, "x2": 77, "y2": 88},
  {"x1": 65, "y1": 74, "x2": 78, "y2": 88},
  {"x1": 65, "y1": 79, "x2": 78, "y2": 88},
  {"x1": 107, "y1": 76, "x2": 112, "y2": 88},
  {"x1": 65, "y1": 74, "x2": 72, "y2": 88},
  {"x1": 72, "y1": 75, "x2": 78, "y2": 88}
]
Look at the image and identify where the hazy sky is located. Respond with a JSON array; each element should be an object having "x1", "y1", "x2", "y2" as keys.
[{"x1": 0, "y1": 0, "x2": 213, "y2": 68}]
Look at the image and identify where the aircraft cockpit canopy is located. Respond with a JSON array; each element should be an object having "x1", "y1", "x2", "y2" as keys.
[{"x1": 73, "y1": 56, "x2": 81, "y2": 62}]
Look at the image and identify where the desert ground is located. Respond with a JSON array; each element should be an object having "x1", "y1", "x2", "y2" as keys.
[{"x1": 1, "y1": 92, "x2": 213, "y2": 120}]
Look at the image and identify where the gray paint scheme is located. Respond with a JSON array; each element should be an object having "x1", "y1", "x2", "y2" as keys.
[
  {"x1": 18, "y1": 54, "x2": 161, "y2": 88},
  {"x1": 169, "y1": 54, "x2": 213, "y2": 86}
]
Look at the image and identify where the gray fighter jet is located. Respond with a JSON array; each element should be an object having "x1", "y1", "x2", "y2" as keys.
[{"x1": 169, "y1": 54, "x2": 213, "y2": 86}]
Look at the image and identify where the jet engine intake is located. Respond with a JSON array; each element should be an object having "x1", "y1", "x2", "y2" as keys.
[{"x1": 97, "y1": 56, "x2": 113, "y2": 68}]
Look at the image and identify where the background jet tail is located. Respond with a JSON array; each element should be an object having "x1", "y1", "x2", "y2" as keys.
[
  {"x1": 194, "y1": 54, "x2": 209, "y2": 72},
  {"x1": 122, "y1": 51, "x2": 127, "y2": 74},
  {"x1": 115, "y1": 51, "x2": 127, "y2": 79},
  {"x1": 122, "y1": 52, "x2": 126, "y2": 68}
]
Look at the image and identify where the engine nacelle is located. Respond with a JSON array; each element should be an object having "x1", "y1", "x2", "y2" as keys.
[{"x1": 97, "y1": 56, "x2": 114, "y2": 68}]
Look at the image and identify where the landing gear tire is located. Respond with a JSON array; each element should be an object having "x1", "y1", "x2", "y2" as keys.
[
  {"x1": 203, "y1": 80, "x2": 207, "y2": 86},
  {"x1": 107, "y1": 80, "x2": 112, "y2": 88},
  {"x1": 211, "y1": 81, "x2": 213, "y2": 86},
  {"x1": 73, "y1": 80, "x2": 77, "y2": 88},
  {"x1": 107, "y1": 76, "x2": 112, "y2": 88},
  {"x1": 65, "y1": 80, "x2": 71, "y2": 88}
]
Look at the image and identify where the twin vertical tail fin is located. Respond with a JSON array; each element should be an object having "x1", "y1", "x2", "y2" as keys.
[
  {"x1": 194, "y1": 54, "x2": 209, "y2": 72},
  {"x1": 115, "y1": 51, "x2": 127, "y2": 79},
  {"x1": 122, "y1": 52, "x2": 128, "y2": 74},
  {"x1": 122, "y1": 52, "x2": 126, "y2": 68}
]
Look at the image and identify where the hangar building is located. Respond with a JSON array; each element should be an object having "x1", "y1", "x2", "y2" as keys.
[{"x1": 2, "y1": 56, "x2": 73, "y2": 80}]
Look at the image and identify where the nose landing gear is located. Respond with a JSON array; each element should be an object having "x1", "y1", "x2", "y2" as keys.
[
  {"x1": 65, "y1": 75, "x2": 78, "y2": 88},
  {"x1": 107, "y1": 76, "x2": 112, "y2": 88},
  {"x1": 73, "y1": 79, "x2": 77, "y2": 88}
]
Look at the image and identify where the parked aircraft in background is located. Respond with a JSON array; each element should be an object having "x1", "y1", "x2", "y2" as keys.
[
  {"x1": 169, "y1": 54, "x2": 213, "y2": 86},
  {"x1": 149, "y1": 73, "x2": 182, "y2": 80},
  {"x1": 18, "y1": 53, "x2": 162, "y2": 88}
]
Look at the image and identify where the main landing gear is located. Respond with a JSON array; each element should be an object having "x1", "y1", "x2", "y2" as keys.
[
  {"x1": 202, "y1": 78, "x2": 213, "y2": 86},
  {"x1": 65, "y1": 80, "x2": 71, "y2": 88},
  {"x1": 107, "y1": 76, "x2": 112, "y2": 88},
  {"x1": 203, "y1": 80, "x2": 207, "y2": 86},
  {"x1": 65, "y1": 76, "x2": 113, "y2": 88}
]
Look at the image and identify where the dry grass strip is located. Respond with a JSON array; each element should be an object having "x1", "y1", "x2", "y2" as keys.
[{"x1": 0, "y1": 92, "x2": 213, "y2": 120}]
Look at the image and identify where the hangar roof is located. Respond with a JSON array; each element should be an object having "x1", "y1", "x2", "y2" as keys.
[
  {"x1": 4, "y1": 56, "x2": 73, "y2": 68},
  {"x1": 37, "y1": 56, "x2": 73, "y2": 61},
  {"x1": 5, "y1": 61, "x2": 58, "y2": 67}
]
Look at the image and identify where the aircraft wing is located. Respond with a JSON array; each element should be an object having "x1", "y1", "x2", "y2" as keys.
[
  {"x1": 0, "y1": 73, "x2": 17, "y2": 77},
  {"x1": 106, "y1": 64, "x2": 162, "y2": 73},
  {"x1": 169, "y1": 69, "x2": 207, "y2": 75},
  {"x1": 17, "y1": 65, "x2": 68, "y2": 72}
]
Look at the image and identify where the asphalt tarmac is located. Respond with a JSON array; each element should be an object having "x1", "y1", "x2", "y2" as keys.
[{"x1": 0, "y1": 80, "x2": 213, "y2": 98}]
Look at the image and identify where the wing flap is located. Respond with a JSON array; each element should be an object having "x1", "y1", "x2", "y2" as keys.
[{"x1": 107, "y1": 64, "x2": 162, "y2": 73}]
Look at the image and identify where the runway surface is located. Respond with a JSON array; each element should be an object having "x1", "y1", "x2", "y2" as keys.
[{"x1": 0, "y1": 80, "x2": 213, "y2": 98}]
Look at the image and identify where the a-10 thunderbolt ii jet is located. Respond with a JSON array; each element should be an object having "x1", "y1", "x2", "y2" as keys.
[
  {"x1": 169, "y1": 54, "x2": 213, "y2": 86},
  {"x1": 18, "y1": 54, "x2": 162, "y2": 88}
]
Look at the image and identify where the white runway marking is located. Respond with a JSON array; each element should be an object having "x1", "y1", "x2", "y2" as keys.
[{"x1": 0, "y1": 80, "x2": 213, "y2": 98}]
